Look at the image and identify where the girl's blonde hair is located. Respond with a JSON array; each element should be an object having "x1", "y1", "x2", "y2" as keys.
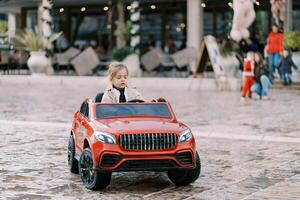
[{"x1": 107, "y1": 62, "x2": 128, "y2": 81}]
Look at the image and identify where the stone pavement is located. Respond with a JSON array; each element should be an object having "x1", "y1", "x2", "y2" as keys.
[{"x1": 0, "y1": 75, "x2": 299, "y2": 200}]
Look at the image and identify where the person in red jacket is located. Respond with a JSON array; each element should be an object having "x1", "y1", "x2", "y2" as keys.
[
  {"x1": 266, "y1": 24, "x2": 283, "y2": 81},
  {"x1": 241, "y1": 51, "x2": 255, "y2": 101}
]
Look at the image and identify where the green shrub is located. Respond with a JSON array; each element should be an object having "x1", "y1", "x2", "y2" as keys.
[
  {"x1": 0, "y1": 21, "x2": 8, "y2": 34},
  {"x1": 111, "y1": 46, "x2": 133, "y2": 61},
  {"x1": 284, "y1": 31, "x2": 300, "y2": 51}
]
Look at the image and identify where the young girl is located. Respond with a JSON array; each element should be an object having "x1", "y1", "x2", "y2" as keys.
[
  {"x1": 241, "y1": 51, "x2": 255, "y2": 101},
  {"x1": 101, "y1": 63, "x2": 144, "y2": 103}
]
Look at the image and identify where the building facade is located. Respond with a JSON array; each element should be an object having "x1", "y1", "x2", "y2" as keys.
[{"x1": 0, "y1": 0, "x2": 299, "y2": 53}]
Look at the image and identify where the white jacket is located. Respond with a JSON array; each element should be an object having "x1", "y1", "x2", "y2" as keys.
[{"x1": 101, "y1": 85, "x2": 144, "y2": 103}]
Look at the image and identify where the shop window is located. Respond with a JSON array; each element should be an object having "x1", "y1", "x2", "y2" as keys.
[
  {"x1": 216, "y1": 11, "x2": 232, "y2": 37},
  {"x1": 166, "y1": 12, "x2": 186, "y2": 50},
  {"x1": 293, "y1": 9, "x2": 300, "y2": 30},
  {"x1": 203, "y1": 12, "x2": 213, "y2": 35},
  {"x1": 140, "y1": 13, "x2": 161, "y2": 48},
  {"x1": 70, "y1": 14, "x2": 108, "y2": 52},
  {"x1": 26, "y1": 9, "x2": 38, "y2": 29}
]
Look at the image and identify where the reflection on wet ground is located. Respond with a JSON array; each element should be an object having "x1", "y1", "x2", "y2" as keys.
[{"x1": 0, "y1": 77, "x2": 300, "y2": 199}]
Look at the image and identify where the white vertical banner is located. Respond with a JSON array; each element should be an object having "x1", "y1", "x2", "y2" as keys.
[{"x1": 130, "y1": 0, "x2": 140, "y2": 52}]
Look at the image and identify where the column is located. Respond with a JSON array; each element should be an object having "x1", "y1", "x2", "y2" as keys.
[
  {"x1": 187, "y1": 0, "x2": 203, "y2": 51},
  {"x1": 285, "y1": 0, "x2": 293, "y2": 31},
  {"x1": 8, "y1": 13, "x2": 16, "y2": 41}
]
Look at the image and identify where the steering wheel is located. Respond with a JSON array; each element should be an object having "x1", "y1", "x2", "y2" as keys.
[{"x1": 127, "y1": 99, "x2": 145, "y2": 103}]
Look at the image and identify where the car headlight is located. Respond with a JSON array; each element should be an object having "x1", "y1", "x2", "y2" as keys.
[
  {"x1": 94, "y1": 132, "x2": 116, "y2": 144},
  {"x1": 179, "y1": 129, "x2": 193, "y2": 143}
]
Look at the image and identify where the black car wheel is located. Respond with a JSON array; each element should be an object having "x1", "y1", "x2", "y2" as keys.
[
  {"x1": 79, "y1": 148, "x2": 111, "y2": 190},
  {"x1": 68, "y1": 135, "x2": 79, "y2": 174},
  {"x1": 167, "y1": 151, "x2": 201, "y2": 186}
]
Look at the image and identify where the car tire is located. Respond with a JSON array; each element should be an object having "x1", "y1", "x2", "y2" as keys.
[
  {"x1": 79, "y1": 148, "x2": 111, "y2": 190},
  {"x1": 68, "y1": 135, "x2": 79, "y2": 174},
  {"x1": 167, "y1": 151, "x2": 201, "y2": 186}
]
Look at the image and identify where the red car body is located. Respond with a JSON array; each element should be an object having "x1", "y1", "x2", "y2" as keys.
[{"x1": 68, "y1": 98, "x2": 200, "y2": 190}]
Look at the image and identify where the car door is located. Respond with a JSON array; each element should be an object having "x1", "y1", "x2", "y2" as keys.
[
  {"x1": 81, "y1": 102, "x2": 92, "y2": 151},
  {"x1": 77, "y1": 102, "x2": 88, "y2": 152}
]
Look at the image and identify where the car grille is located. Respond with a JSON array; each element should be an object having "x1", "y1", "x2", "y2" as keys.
[{"x1": 119, "y1": 133, "x2": 177, "y2": 150}]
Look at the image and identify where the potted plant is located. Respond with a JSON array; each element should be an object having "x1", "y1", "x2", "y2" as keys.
[
  {"x1": 284, "y1": 31, "x2": 300, "y2": 75},
  {"x1": 14, "y1": 27, "x2": 60, "y2": 74},
  {"x1": 112, "y1": 20, "x2": 141, "y2": 77}
]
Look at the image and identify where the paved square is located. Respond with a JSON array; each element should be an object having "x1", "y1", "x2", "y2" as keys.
[{"x1": 0, "y1": 76, "x2": 299, "y2": 199}]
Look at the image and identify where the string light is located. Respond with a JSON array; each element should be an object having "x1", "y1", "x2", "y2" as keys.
[
  {"x1": 150, "y1": 5, "x2": 156, "y2": 10},
  {"x1": 103, "y1": 6, "x2": 109, "y2": 11}
]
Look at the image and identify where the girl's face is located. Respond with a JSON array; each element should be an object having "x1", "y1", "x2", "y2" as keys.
[{"x1": 111, "y1": 68, "x2": 128, "y2": 89}]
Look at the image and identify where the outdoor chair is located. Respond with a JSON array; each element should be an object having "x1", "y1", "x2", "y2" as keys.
[
  {"x1": 55, "y1": 47, "x2": 80, "y2": 75},
  {"x1": 8, "y1": 50, "x2": 30, "y2": 75},
  {"x1": 0, "y1": 52, "x2": 10, "y2": 75},
  {"x1": 171, "y1": 47, "x2": 198, "y2": 77},
  {"x1": 70, "y1": 47, "x2": 100, "y2": 76},
  {"x1": 141, "y1": 47, "x2": 161, "y2": 73},
  {"x1": 141, "y1": 47, "x2": 177, "y2": 77},
  {"x1": 17, "y1": 50, "x2": 30, "y2": 75}
]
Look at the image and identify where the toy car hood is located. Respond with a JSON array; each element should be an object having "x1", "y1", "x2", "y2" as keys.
[{"x1": 93, "y1": 118, "x2": 188, "y2": 133}]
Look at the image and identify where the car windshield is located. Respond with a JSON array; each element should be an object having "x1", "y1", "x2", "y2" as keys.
[{"x1": 96, "y1": 103, "x2": 172, "y2": 119}]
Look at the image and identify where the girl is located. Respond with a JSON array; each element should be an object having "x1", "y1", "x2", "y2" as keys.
[
  {"x1": 241, "y1": 51, "x2": 255, "y2": 101},
  {"x1": 101, "y1": 63, "x2": 144, "y2": 103}
]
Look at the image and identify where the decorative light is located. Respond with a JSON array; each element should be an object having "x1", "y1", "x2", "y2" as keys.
[
  {"x1": 228, "y1": 2, "x2": 233, "y2": 7},
  {"x1": 150, "y1": 5, "x2": 156, "y2": 10},
  {"x1": 81, "y1": 7, "x2": 86, "y2": 12},
  {"x1": 176, "y1": 27, "x2": 181, "y2": 32},
  {"x1": 201, "y1": 3, "x2": 206, "y2": 8},
  {"x1": 180, "y1": 23, "x2": 186, "y2": 28},
  {"x1": 255, "y1": 1, "x2": 260, "y2": 6},
  {"x1": 59, "y1": 8, "x2": 64, "y2": 13},
  {"x1": 165, "y1": 25, "x2": 170, "y2": 30},
  {"x1": 107, "y1": 24, "x2": 111, "y2": 29},
  {"x1": 103, "y1": 6, "x2": 109, "y2": 11},
  {"x1": 127, "y1": 5, "x2": 132, "y2": 10}
]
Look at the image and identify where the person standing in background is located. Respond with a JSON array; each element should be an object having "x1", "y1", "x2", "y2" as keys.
[{"x1": 265, "y1": 24, "x2": 283, "y2": 81}]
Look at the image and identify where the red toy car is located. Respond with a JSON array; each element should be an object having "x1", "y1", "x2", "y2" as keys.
[{"x1": 68, "y1": 98, "x2": 201, "y2": 190}]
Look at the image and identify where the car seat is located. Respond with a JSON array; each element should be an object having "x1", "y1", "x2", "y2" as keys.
[{"x1": 95, "y1": 93, "x2": 104, "y2": 103}]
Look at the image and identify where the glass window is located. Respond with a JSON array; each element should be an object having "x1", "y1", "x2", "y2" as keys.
[
  {"x1": 26, "y1": 9, "x2": 38, "y2": 29},
  {"x1": 216, "y1": 11, "x2": 232, "y2": 37},
  {"x1": 140, "y1": 13, "x2": 161, "y2": 47},
  {"x1": 203, "y1": 12, "x2": 213, "y2": 35},
  {"x1": 53, "y1": 8, "x2": 67, "y2": 33},
  {"x1": 166, "y1": 12, "x2": 186, "y2": 50},
  {"x1": 96, "y1": 104, "x2": 172, "y2": 119},
  {"x1": 251, "y1": 10, "x2": 269, "y2": 44},
  {"x1": 293, "y1": 9, "x2": 300, "y2": 30},
  {"x1": 71, "y1": 14, "x2": 108, "y2": 51}
]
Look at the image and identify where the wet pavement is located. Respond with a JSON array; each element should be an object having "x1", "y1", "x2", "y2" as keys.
[{"x1": 0, "y1": 76, "x2": 300, "y2": 199}]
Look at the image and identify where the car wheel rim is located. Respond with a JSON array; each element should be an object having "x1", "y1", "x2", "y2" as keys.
[{"x1": 80, "y1": 154, "x2": 95, "y2": 186}]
